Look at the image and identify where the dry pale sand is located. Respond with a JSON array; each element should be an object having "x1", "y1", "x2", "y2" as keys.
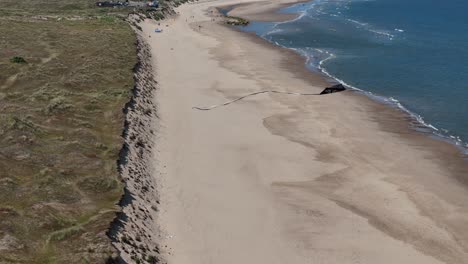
[
  {"x1": 141, "y1": 1, "x2": 468, "y2": 263},
  {"x1": 222, "y1": 0, "x2": 307, "y2": 22}
]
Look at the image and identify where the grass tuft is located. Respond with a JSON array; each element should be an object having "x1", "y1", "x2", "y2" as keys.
[{"x1": 10, "y1": 56, "x2": 27, "y2": 63}]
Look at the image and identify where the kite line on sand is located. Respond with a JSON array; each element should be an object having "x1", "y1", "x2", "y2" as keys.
[{"x1": 192, "y1": 90, "x2": 320, "y2": 111}]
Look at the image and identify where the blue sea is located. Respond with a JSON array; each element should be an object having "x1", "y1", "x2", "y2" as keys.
[{"x1": 242, "y1": 0, "x2": 468, "y2": 152}]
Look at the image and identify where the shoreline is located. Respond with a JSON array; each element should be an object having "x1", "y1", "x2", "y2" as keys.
[
  {"x1": 138, "y1": 0, "x2": 468, "y2": 263},
  {"x1": 230, "y1": 0, "x2": 468, "y2": 156},
  {"x1": 224, "y1": 0, "x2": 468, "y2": 192},
  {"x1": 221, "y1": 0, "x2": 310, "y2": 22},
  {"x1": 227, "y1": 0, "x2": 468, "y2": 194}
]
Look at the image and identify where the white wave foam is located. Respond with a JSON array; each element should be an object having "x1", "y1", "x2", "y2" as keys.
[
  {"x1": 347, "y1": 18, "x2": 368, "y2": 27},
  {"x1": 369, "y1": 29, "x2": 395, "y2": 39},
  {"x1": 258, "y1": 35, "x2": 468, "y2": 153},
  {"x1": 344, "y1": 17, "x2": 395, "y2": 40},
  {"x1": 253, "y1": 0, "x2": 466, "y2": 152},
  {"x1": 263, "y1": 1, "x2": 320, "y2": 37},
  {"x1": 268, "y1": 28, "x2": 283, "y2": 35},
  {"x1": 315, "y1": 52, "x2": 468, "y2": 152}
]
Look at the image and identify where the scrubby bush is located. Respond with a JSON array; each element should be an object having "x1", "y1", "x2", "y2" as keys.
[
  {"x1": 225, "y1": 16, "x2": 249, "y2": 26},
  {"x1": 147, "y1": 255, "x2": 158, "y2": 263},
  {"x1": 10, "y1": 56, "x2": 27, "y2": 63}
]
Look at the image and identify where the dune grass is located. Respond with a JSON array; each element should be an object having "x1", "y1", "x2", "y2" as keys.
[{"x1": 0, "y1": 0, "x2": 137, "y2": 262}]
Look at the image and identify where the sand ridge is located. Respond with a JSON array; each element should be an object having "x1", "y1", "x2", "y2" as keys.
[{"x1": 140, "y1": 1, "x2": 468, "y2": 263}]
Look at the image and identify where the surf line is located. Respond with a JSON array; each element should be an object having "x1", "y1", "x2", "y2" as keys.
[{"x1": 192, "y1": 84, "x2": 346, "y2": 111}]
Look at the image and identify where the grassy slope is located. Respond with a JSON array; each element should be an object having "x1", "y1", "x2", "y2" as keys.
[{"x1": 0, "y1": 0, "x2": 136, "y2": 263}]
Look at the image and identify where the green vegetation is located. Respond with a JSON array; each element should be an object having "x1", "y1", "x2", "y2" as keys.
[
  {"x1": 225, "y1": 16, "x2": 249, "y2": 26},
  {"x1": 1, "y1": 0, "x2": 193, "y2": 262},
  {"x1": 0, "y1": 0, "x2": 138, "y2": 263},
  {"x1": 10, "y1": 56, "x2": 27, "y2": 64},
  {"x1": 146, "y1": 255, "x2": 158, "y2": 263}
]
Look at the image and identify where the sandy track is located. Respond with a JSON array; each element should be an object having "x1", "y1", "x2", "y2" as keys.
[{"x1": 140, "y1": 1, "x2": 468, "y2": 263}]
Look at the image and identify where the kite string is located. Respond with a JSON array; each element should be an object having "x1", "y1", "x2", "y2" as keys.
[{"x1": 192, "y1": 90, "x2": 320, "y2": 110}]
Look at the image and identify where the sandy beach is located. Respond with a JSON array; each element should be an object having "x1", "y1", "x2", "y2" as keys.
[{"x1": 137, "y1": 0, "x2": 468, "y2": 263}]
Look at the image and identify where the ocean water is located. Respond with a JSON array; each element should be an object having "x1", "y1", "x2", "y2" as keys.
[{"x1": 242, "y1": 0, "x2": 468, "y2": 151}]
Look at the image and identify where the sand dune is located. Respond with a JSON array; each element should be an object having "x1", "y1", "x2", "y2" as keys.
[{"x1": 140, "y1": 1, "x2": 468, "y2": 263}]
